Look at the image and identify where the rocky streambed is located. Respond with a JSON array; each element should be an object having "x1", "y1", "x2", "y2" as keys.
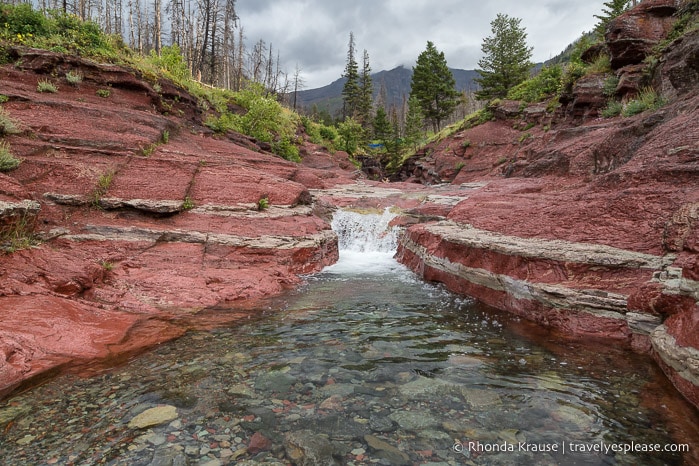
[
  {"x1": 2, "y1": 229, "x2": 698, "y2": 465},
  {"x1": 1, "y1": 6, "x2": 699, "y2": 461}
]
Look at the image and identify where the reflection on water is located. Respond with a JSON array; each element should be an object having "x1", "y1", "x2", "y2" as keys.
[{"x1": 1, "y1": 210, "x2": 698, "y2": 465}]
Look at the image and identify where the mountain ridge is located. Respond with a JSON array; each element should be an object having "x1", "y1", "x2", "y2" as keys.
[{"x1": 295, "y1": 65, "x2": 480, "y2": 117}]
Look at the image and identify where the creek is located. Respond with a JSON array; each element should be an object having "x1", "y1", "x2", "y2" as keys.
[{"x1": 1, "y1": 209, "x2": 698, "y2": 465}]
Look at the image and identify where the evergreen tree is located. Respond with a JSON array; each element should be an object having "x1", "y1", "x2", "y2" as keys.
[
  {"x1": 475, "y1": 14, "x2": 533, "y2": 101},
  {"x1": 388, "y1": 107, "x2": 403, "y2": 166},
  {"x1": 594, "y1": 0, "x2": 631, "y2": 38},
  {"x1": 337, "y1": 117, "x2": 364, "y2": 155},
  {"x1": 341, "y1": 32, "x2": 360, "y2": 120},
  {"x1": 356, "y1": 49, "x2": 374, "y2": 129},
  {"x1": 409, "y1": 41, "x2": 460, "y2": 132},
  {"x1": 404, "y1": 95, "x2": 425, "y2": 150},
  {"x1": 373, "y1": 107, "x2": 392, "y2": 144}
]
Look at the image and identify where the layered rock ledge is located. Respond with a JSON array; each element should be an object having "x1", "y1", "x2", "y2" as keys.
[
  {"x1": 390, "y1": 0, "x2": 699, "y2": 408},
  {"x1": 0, "y1": 48, "x2": 355, "y2": 398},
  {"x1": 2, "y1": 0, "x2": 699, "y2": 413}
]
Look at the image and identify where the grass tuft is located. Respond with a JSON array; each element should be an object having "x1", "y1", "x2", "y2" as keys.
[
  {"x1": 65, "y1": 70, "x2": 83, "y2": 86},
  {"x1": 0, "y1": 213, "x2": 38, "y2": 253},
  {"x1": 37, "y1": 80, "x2": 58, "y2": 93},
  {"x1": 0, "y1": 141, "x2": 21, "y2": 171}
]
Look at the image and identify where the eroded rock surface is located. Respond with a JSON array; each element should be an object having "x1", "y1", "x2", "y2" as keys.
[
  {"x1": 391, "y1": 2, "x2": 699, "y2": 408},
  {"x1": 1, "y1": 1, "x2": 699, "y2": 413},
  {"x1": 0, "y1": 48, "x2": 354, "y2": 398}
]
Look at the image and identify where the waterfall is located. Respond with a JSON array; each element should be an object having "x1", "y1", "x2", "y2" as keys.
[
  {"x1": 324, "y1": 208, "x2": 404, "y2": 275},
  {"x1": 331, "y1": 208, "x2": 399, "y2": 253}
]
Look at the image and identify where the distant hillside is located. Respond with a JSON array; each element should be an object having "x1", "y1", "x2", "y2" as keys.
[{"x1": 295, "y1": 66, "x2": 481, "y2": 118}]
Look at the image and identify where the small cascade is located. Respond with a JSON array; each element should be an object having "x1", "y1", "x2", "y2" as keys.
[
  {"x1": 331, "y1": 207, "x2": 399, "y2": 253},
  {"x1": 325, "y1": 208, "x2": 405, "y2": 276}
]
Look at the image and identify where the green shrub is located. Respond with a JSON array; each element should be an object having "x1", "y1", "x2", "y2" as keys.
[
  {"x1": 301, "y1": 116, "x2": 323, "y2": 144},
  {"x1": 0, "y1": 142, "x2": 20, "y2": 171},
  {"x1": 602, "y1": 75, "x2": 619, "y2": 97},
  {"x1": 0, "y1": 5, "x2": 113, "y2": 57},
  {"x1": 319, "y1": 125, "x2": 338, "y2": 141},
  {"x1": 272, "y1": 137, "x2": 301, "y2": 162},
  {"x1": 623, "y1": 99, "x2": 647, "y2": 117},
  {"x1": 601, "y1": 100, "x2": 623, "y2": 118},
  {"x1": 507, "y1": 65, "x2": 563, "y2": 103},
  {"x1": 147, "y1": 45, "x2": 190, "y2": 83},
  {"x1": 97, "y1": 170, "x2": 114, "y2": 191},
  {"x1": 205, "y1": 83, "x2": 302, "y2": 162},
  {"x1": 141, "y1": 143, "x2": 157, "y2": 157},
  {"x1": 518, "y1": 132, "x2": 532, "y2": 143},
  {"x1": 662, "y1": 5, "x2": 699, "y2": 46},
  {"x1": 559, "y1": 62, "x2": 587, "y2": 93},
  {"x1": 257, "y1": 196, "x2": 270, "y2": 211},
  {"x1": 622, "y1": 87, "x2": 665, "y2": 117},
  {"x1": 545, "y1": 98, "x2": 560, "y2": 113},
  {"x1": 587, "y1": 53, "x2": 612, "y2": 74},
  {"x1": 205, "y1": 113, "x2": 234, "y2": 133},
  {"x1": 92, "y1": 169, "x2": 114, "y2": 205},
  {"x1": 0, "y1": 108, "x2": 20, "y2": 135},
  {"x1": 161, "y1": 130, "x2": 170, "y2": 144},
  {"x1": 0, "y1": 3, "x2": 47, "y2": 36},
  {"x1": 476, "y1": 108, "x2": 494, "y2": 125},
  {"x1": 337, "y1": 118, "x2": 364, "y2": 155},
  {"x1": 96, "y1": 88, "x2": 111, "y2": 98},
  {"x1": 49, "y1": 10, "x2": 107, "y2": 52},
  {"x1": 0, "y1": 212, "x2": 37, "y2": 253},
  {"x1": 234, "y1": 87, "x2": 287, "y2": 142},
  {"x1": 65, "y1": 70, "x2": 83, "y2": 86},
  {"x1": 37, "y1": 80, "x2": 57, "y2": 93},
  {"x1": 182, "y1": 196, "x2": 194, "y2": 210}
]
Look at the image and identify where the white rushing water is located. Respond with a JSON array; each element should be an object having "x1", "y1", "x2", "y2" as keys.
[{"x1": 324, "y1": 208, "x2": 407, "y2": 276}]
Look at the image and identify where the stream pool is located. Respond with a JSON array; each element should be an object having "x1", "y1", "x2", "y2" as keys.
[{"x1": 1, "y1": 210, "x2": 698, "y2": 465}]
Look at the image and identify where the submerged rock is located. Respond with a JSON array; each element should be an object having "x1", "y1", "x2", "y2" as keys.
[
  {"x1": 284, "y1": 430, "x2": 339, "y2": 466},
  {"x1": 128, "y1": 405, "x2": 178, "y2": 429},
  {"x1": 389, "y1": 411, "x2": 441, "y2": 431},
  {"x1": 364, "y1": 434, "x2": 411, "y2": 465}
]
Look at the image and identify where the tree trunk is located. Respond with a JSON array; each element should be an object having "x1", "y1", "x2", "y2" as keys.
[{"x1": 154, "y1": 0, "x2": 162, "y2": 55}]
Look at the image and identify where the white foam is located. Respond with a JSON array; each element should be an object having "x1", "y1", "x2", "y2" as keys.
[
  {"x1": 330, "y1": 208, "x2": 399, "y2": 253},
  {"x1": 325, "y1": 208, "x2": 409, "y2": 277}
]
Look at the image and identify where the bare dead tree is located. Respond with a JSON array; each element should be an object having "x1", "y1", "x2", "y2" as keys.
[
  {"x1": 127, "y1": 0, "x2": 136, "y2": 47},
  {"x1": 249, "y1": 38, "x2": 266, "y2": 84},
  {"x1": 153, "y1": 0, "x2": 162, "y2": 54},
  {"x1": 220, "y1": 0, "x2": 237, "y2": 89},
  {"x1": 233, "y1": 25, "x2": 244, "y2": 90},
  {"x1": 291, "y1": 63, "x2": 304, "y2": 110}
]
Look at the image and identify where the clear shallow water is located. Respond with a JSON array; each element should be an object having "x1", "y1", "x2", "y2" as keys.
[{"x1": 1, "y1": 211, "x2": 698, "y2": 465}]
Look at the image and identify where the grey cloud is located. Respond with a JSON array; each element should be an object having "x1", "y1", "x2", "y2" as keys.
[{"x1": 236, "y1": 0, "x2": 606, "y2": 88}]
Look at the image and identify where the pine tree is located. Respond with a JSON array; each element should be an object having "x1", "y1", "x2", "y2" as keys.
[
  {"x1": 594, "y1": 0, "x2": 631, "y2": 38},
  {"x1": 409, "y1": 41, "x2": 460, "y2": 132},
  {"x1": 356, "y1": 49, "x2": 374, "y2": 129},
  {"x1": 387, "y1": 106, "x2": 403, "y2": 165},
  {"x1": 475, "y1": 14, "x2": 533, "y2": 101},
  {"x1": 341, "y1": 32, "x2": 360, "y2": 120},
  {"x1": 404, "y1": 95, "x2": 425, "y2": 150},
  {"x1": 373, "y1": 107, "x2": 392, "y2": 144}
]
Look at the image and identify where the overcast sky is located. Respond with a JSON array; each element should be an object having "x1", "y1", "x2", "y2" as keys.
[{"x1": 236, "y1": 0, "x2": 607, "y2": 89}]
